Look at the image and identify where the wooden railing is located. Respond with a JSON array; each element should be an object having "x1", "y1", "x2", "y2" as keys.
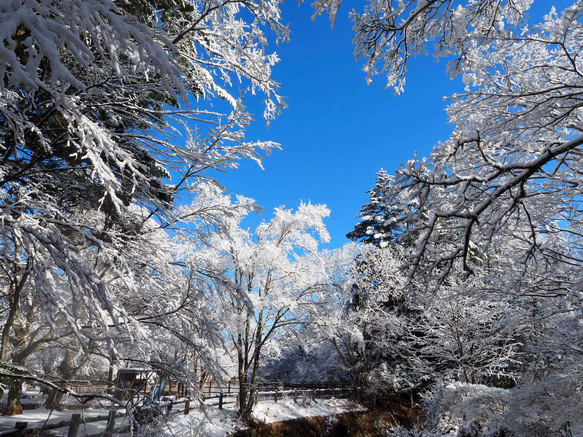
[
  {"x1": 255, "y1": 384, "x2": 354, "y2": 404},
  {"x1": 0, "y1": 400, "x2": 195, "y2": 437},
  {"x1": 0, "y1": 384, "x2": 354, "y2": 436},
  {"x1": 200, "y1": 382, "x2": 355, "y2": 410},
  {"x1": 0, "y1": 410, "x2": 127, "y2": 437}
]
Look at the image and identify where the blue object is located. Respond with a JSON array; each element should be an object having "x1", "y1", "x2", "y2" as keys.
[{"x1": 146, "y1": 379, "x2": 169, "y2": 403}]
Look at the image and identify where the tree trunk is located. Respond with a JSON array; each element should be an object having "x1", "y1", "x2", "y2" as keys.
[
  {"x1": 2, "y1": 355, "x2": 26, "y2": 416},
  {"x1": 4, "y1": 376, "x2": 23, "y2": 416},
  {"x1": 45, "y1": 387, "x2": 66, "y2": 410},
  {"x1": 237, "y1": 340, "x2": 251, "y2": 423},
  {"x1": 45, "y1": 350, "x2": 76, "y2": 410},
  {"x1": 238, "y1": 310, "x2": 265, "y2": 424},
  {"x1": 0, "y1": 253, "x2": 31, "y2": 414},
  {"x1": 237, "y1": 313, "x2": 255, "y2": 424},
  {"x1": 0, "y1": 256, "x2": 30, "y2": 361},
  {"x1": 238, "y1": 374, "x2": 252, "y2": 423}
]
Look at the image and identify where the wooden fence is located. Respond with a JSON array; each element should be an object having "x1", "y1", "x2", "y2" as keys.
[
  {"x1": 199, "y1": 381, "x2": 354, "y2": 400},
  {"x1": 0, "y1": 409, "x2": 128, "y2": 437},
  {"x1": 0, "y1": 384, "x2": 354, "y2": 436},
  {"x1": 0, "y1": 401, "x2": 188, "y2": 437}
]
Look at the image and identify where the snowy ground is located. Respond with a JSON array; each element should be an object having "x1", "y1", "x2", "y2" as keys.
[
  {"x1": 158, "y1": 398, "x2": 365, "y2": 437},
  {"x1": 0, "y1": 407, "x2": 129, "y2": 436},
  {"x1": 0, "y1": 397, "x2": 364, "y2": 437},
  {"x1": 254, "y1": 398, "x2": 364, "y2": 423}
]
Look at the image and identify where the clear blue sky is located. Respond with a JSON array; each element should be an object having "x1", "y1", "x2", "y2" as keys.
[{"x1": 214, "y1": 1, "x2": 462, "y2": 248}]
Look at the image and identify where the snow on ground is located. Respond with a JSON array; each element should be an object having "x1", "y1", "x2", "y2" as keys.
[
  {"x1": 0, "y1": 407, "x2": 128, "y2": 436},
  {"x1": 0, "y1": 398, "x2": 364, "y2": 436},
  {"x1": 253, "y1": 398, "x2": 364, "y2": 424},
  {"x1": 155, "y1": 406, "x2": 242, "y2": 437},
  {"x1": 156, "y1": 398, "x2": 366, "y2": 437}
]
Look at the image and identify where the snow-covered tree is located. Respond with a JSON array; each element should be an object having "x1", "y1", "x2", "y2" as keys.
[
  {"x1": 332, "y1": 1, "x2": 583, "y2": 291},
  {"x1": 313, "y1": 0, "x2": 535, "y2": 93},
  {"x1": 334, "y1": 1, "x2": 583, "y2": 431},
  {"x1": 312, "y1": 244, "x2": 435, "y2": 403},
  {"x1": 189, "y1": 195, "x2": 333, "y2": 423},
  {"x1": 423, "y1": 279, "x2": 526, "y2": 389},
  {"x1": 353, "y1": 246, "x2": 435, "y2": 401},
  {"x1": 0, "y1": 0, "x2": 287, "y2": 413},
  {"x1": 347, "y1": 169, "x2": 408, "y2": 247}
]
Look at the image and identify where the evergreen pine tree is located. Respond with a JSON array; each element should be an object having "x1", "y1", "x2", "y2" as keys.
[{"x1": 347, "y1": 169, "x2": 406, "y2": 247}]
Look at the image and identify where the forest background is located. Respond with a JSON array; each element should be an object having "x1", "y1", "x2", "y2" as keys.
[{"x1": 1, "y1": 0, "x2": 582, "y2": 436}]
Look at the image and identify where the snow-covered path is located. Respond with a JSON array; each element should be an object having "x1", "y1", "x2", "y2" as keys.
[
  {"x1": 0, "y1": 408, "x2": 130, "y2": 436},
  {"x1": 0, "y1": 398, "x2": 364, "y2": 437},
  {"x1": 162, "y1": 398, "x2": 365, "y2": 437}
]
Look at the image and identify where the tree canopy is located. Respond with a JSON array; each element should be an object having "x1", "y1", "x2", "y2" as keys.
[
  {"x1": 2, "y1": 0, "x2": 583, "y2": 434},
  {"x1": 0, "y1": 0, "x2": 287, "y2": 416}
]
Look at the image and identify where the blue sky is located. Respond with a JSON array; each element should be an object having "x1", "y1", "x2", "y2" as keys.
[{"x1": 214, "y1": 1, "x2": 463, "y2": 248}]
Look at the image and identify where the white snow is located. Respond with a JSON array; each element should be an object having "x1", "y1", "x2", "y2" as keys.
[
  {"x1": 253, "y1": 398, "x2": 364, "y2": 423},
  {"x1": 156, "y1": 398, "x2": 366, "y2": 437},
  {"x1": 0, "y1": 408, "x2": 128, "y2": 436},
  {"x1": 156, "y1": 407, "x2": 242, "y2": 437},
  {"x1": 0, "y1": 398, "x2": 364, "y2": 436}
]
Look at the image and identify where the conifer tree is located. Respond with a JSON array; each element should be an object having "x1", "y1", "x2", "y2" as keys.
[{"x1": 347, "y1": 169, "x2": 407, "y2": 248}]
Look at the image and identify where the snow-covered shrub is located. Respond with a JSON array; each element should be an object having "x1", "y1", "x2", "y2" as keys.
[
  {"x1": 421, "y1": 383, "x2": 509, "y2": 436},
  {"x1": 138, "y1": 408, "x2": 243, "y2": 437},
  {"x1": 502, "y1": 365, "x2": 583, "y2": 436},
  {"x1": 261, "y1": 341, "x2": 349, "y2": 386}
]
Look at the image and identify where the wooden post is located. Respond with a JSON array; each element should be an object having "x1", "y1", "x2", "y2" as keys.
[
  {"x1": 228, "y1": 380, "x2": 231, "y2": 395},
  {"x1": 294, "y1": 389, "x2": 297, "y2": 404},
  {"x1": 274, "y1": 388, "x2": 278, "y2": 403},
  {"x1": 219, "y1": 393, "x2": 223, "y2": 410},
  {"x1": 15, "y1": 422, "x2": 28, "y2": 432},
  {"x1": 184, "y1": 399, "x2": 190, "y2": 415},
  {"x1": 208, "y1": 380, "x2": 212, "y2": 397},
  {"x1": 104, "y1": 410, "x2": 116, "y2": 437},
  {"x1": 311, "y1": 389, "x2": 315, "y2": 401},
  {"x1": 67, "y1": 413, "x2": 81, "y2": 437}
]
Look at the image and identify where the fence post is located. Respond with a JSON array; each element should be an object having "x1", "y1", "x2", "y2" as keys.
[
  {"x1": 15, "y1": 422, "x2": 28, "y2": 433},
  {"x1": 274, "y1": 388, "x2": 278, "y2": 403},
  {"x1": 184, "y1": 399, "x2": 190, "y2": 415},
  {"x1": 228, "y1": 380, "x2": 231, "y2": 395},
  {"x1": 104, "y1": 410, "x2": 116, "y2": 437},
  {"x1": 312, "y1": 389, "x2": 315, "y2": 401},
  {"x1": 208, "y1": 380, "x2": 212, "y2": 397},
  {"x1": 294, "y1": 389, "x2": 297, "y2": 404},
  {"x1": 67, "y1": 413, "x2": 81, "y2": 437}
]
